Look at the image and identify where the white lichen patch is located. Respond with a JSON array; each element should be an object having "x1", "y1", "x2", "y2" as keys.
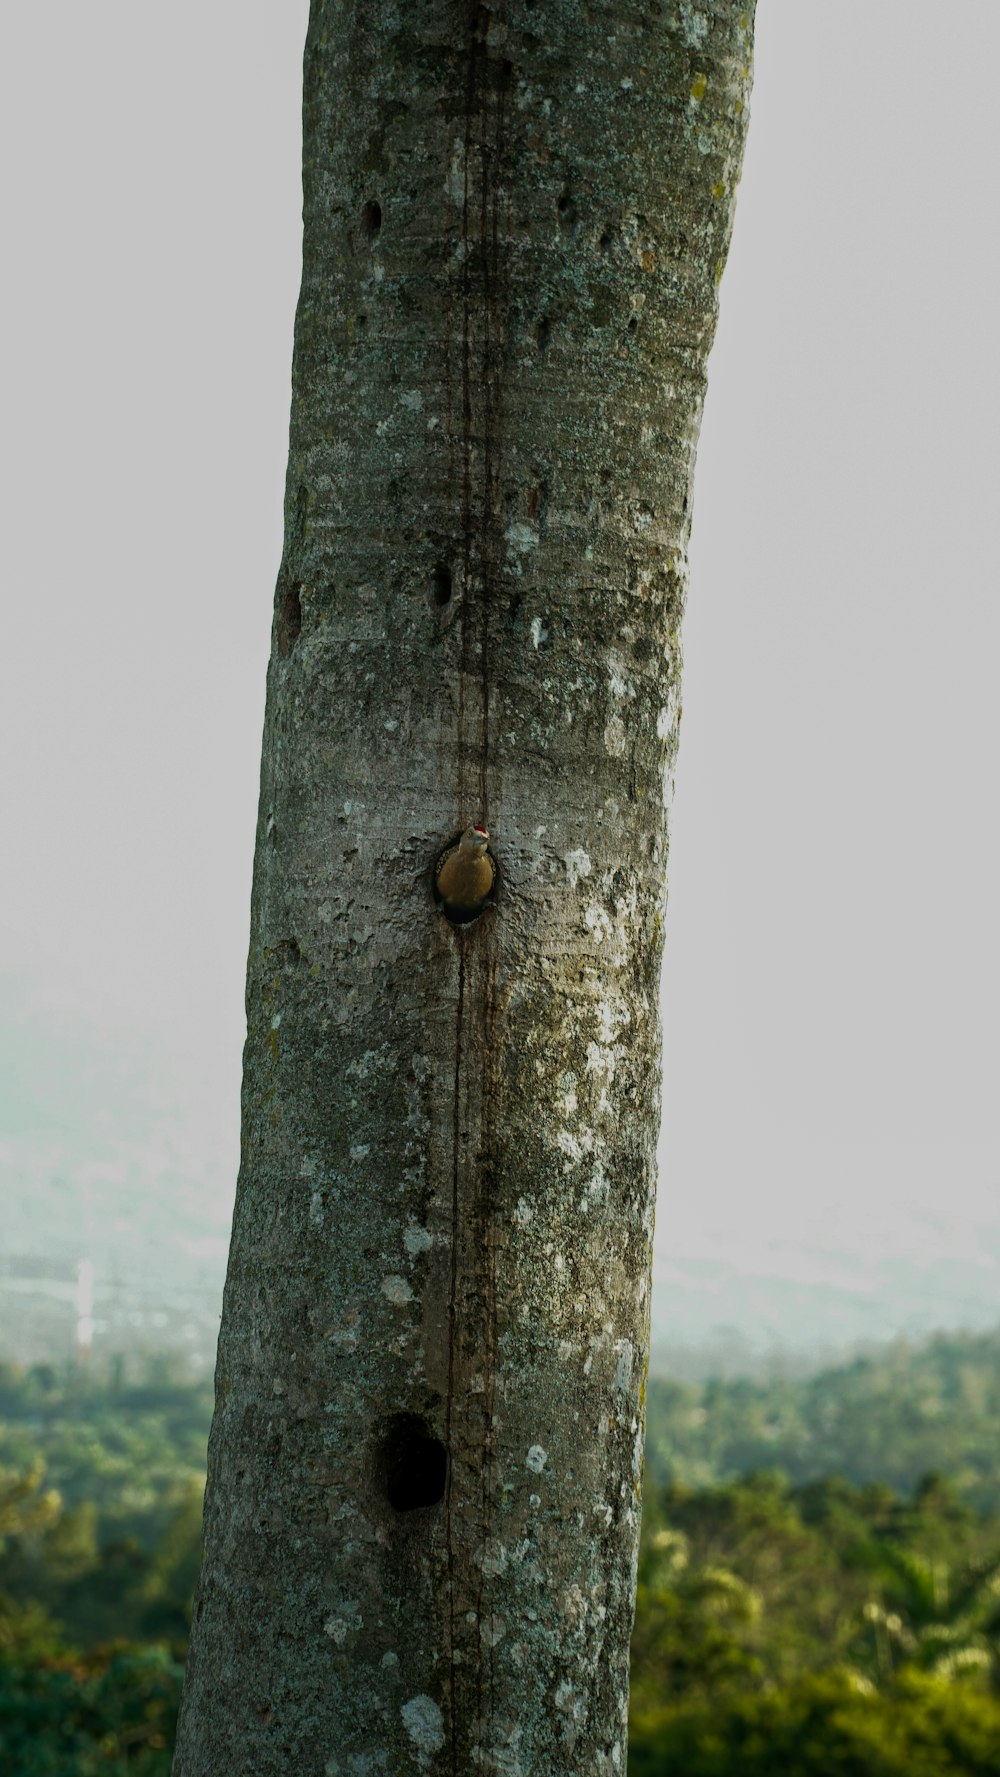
[
  {"x1": 598, "y1": 998, "x2": 623, "y2": 1044},
  {"x1": 633, "y1": 1421, "x2": 645, "y2": 1476},
  {"x1": 614, "y1": 1339, "x2": 634, "y2": 1400},
  {"x1": 323, "y1": 1601, "x2": 362, "y2": 1644},
  {"x1": 345, "y1": 1047, "x2": 392, "y2": 1082},
  {"x1": 447, "y1": 139, "x2": 466, "y2": 204},
  {"x1": 563, "y1": 847, "x2": 592, "y2": 887},
  {"x1": 607, "y1": 652, "x2": 636, "y2": 702},
  {"x1": 558, "y1": 1077, "x2": 578, "y2": 1116},
  {"x1": 603, "y1": 715, "x2": 627, "y2": 757},
  {"x1": 514, "y1": 1197, "x2": 534, "y2": 1225},
  {"x1": 309, "y1": 1190, "x2": 324, "y2": 1227},
  {"x1": 480, "y1": 1613, "x2": 507, "y2": 1648},
  {"x1": 586, "y1": 1160, "x2": 611, "y2": 1205},
  {"x1": 403, "y1": 1219, "x2": 433, "y2": 1257},
  {"x1": 381, "y1": 1275, "x2": 413, "y2": 1305},
  {"x1": 585, "y1": 903, "x2": 614, "y2": 944},
  {"x1": 525, "y1": 1444, "x2": 547, "y2": 1474},
  {"x1": 530, "y1": 614, "x2": 549, "y2": 648},
  {"x1": 560, "y1": 1586, "x2": 599, "y2": 1637},
  {"x1": 507, "y1": 521, "x2": 539, "y2": 554},
  {"x1": 401, "y1": 1693, "x2": 445, "y2": 1757},
  {"x1": 679, "y1": 3, "x2": 709, "y2": 49},
  {"x1": 554, "y1": 1679, "x2": 586, "y2": 1720},
  {"x1": 477, "y1": 1537, "x2": 507, "y2": 1577}
]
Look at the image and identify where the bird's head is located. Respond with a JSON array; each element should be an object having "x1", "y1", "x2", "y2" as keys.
[{"x1": 461, "y1": 822, "x2": 490, "y2": 854}]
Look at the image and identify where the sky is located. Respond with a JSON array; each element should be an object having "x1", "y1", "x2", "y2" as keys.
[{"x1": 1, "y1": 2, "x2": 998, "y2": 1369}]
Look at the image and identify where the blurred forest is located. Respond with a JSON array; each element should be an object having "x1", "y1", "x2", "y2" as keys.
[{"x1": 2, "y1": 1329, "x2": 1000, "y2": 1772}]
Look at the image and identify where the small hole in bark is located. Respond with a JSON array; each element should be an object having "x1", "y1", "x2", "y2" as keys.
[
  {"x1": 535, "y1": 316, "x2": 551, "y2": 354},
  {"x1": 627, "y1": 314, "x2": 639, "y2": 334},
  {"x1": 360, "y1": 199, "x2": 382, "y2": 238},
  {"x1": 557, "y1": 191, "x2": 578, "y2": 233},
  {"x1": 599, "y1": 226, "x2": 614, "y2": 253},
  {"x1": 356, "y1": 313, "x2": 368, "y2": 330},
  {"x1": 377, "y1": 1414, "x2": 447, "y2": 1512},
  {"x1": 276, "y1": 580, "x2": 302, "y2": 658},
  {"x1": 429, "y1": 564, "x2": 453, "y2": 608}
]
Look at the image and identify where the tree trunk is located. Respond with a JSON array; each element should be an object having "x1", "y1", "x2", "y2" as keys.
[{"x1": 173, "y1": 3, "x2": 754, "y2": 1772}]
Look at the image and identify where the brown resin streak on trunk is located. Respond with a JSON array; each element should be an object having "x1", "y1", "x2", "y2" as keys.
[{"x1": 444, "y1": 947, "x2": 464, "y2": 1772}]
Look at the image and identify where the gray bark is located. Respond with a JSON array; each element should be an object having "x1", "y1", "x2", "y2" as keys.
[{"x1": 174, "y1": 3, "x2": 754, "y2": 1772}]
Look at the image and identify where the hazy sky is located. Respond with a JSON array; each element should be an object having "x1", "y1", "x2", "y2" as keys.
[{"x1": 2, "y1": 3, "x2": 998, "y2": 1358}]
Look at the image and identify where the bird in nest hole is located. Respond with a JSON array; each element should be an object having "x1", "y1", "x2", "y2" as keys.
[{"x1": 434, "y1": 823, "x2": 496, "y2": 921}]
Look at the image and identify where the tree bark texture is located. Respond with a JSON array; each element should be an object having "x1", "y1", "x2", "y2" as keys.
[{"x1": 174, "y1": 3, "x2": 754, "y2": 1773}]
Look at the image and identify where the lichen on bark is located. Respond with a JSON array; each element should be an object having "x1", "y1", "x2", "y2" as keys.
[{"x1": 173, "y1": 3, "x2": 754, "y2": 1773}]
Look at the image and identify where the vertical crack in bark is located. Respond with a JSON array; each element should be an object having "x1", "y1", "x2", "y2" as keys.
[
  {"x1": 444, "y1": 948, "x2": 465, "y2": 1777},
  {"x1": 457, "y1": 11, "x2": 476, "y2": 829},
  {"x1": 477, "y1": 943, "x2": 502, "y2": 1741},
  {"x1": 453, "y1": 6, "x2": 511, "y2": 1759},
  {"x1": 476, "y1": 13, "x2": 505, "y2": 826},
  {"x1": 459, "y1": 1, "x2": 511, "y2": 830}
]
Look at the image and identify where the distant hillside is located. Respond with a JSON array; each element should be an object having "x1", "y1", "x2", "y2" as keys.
[
  {"x1": 5, "y1": 1337, "x2": 1000, "y2": 1777},
  {"x1": 2, "y1": 1323, "x2": 999, "y2": 1515},
  {"x1": 644, "y1": 1325, "x2": 1000, "y2": 1512}
]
